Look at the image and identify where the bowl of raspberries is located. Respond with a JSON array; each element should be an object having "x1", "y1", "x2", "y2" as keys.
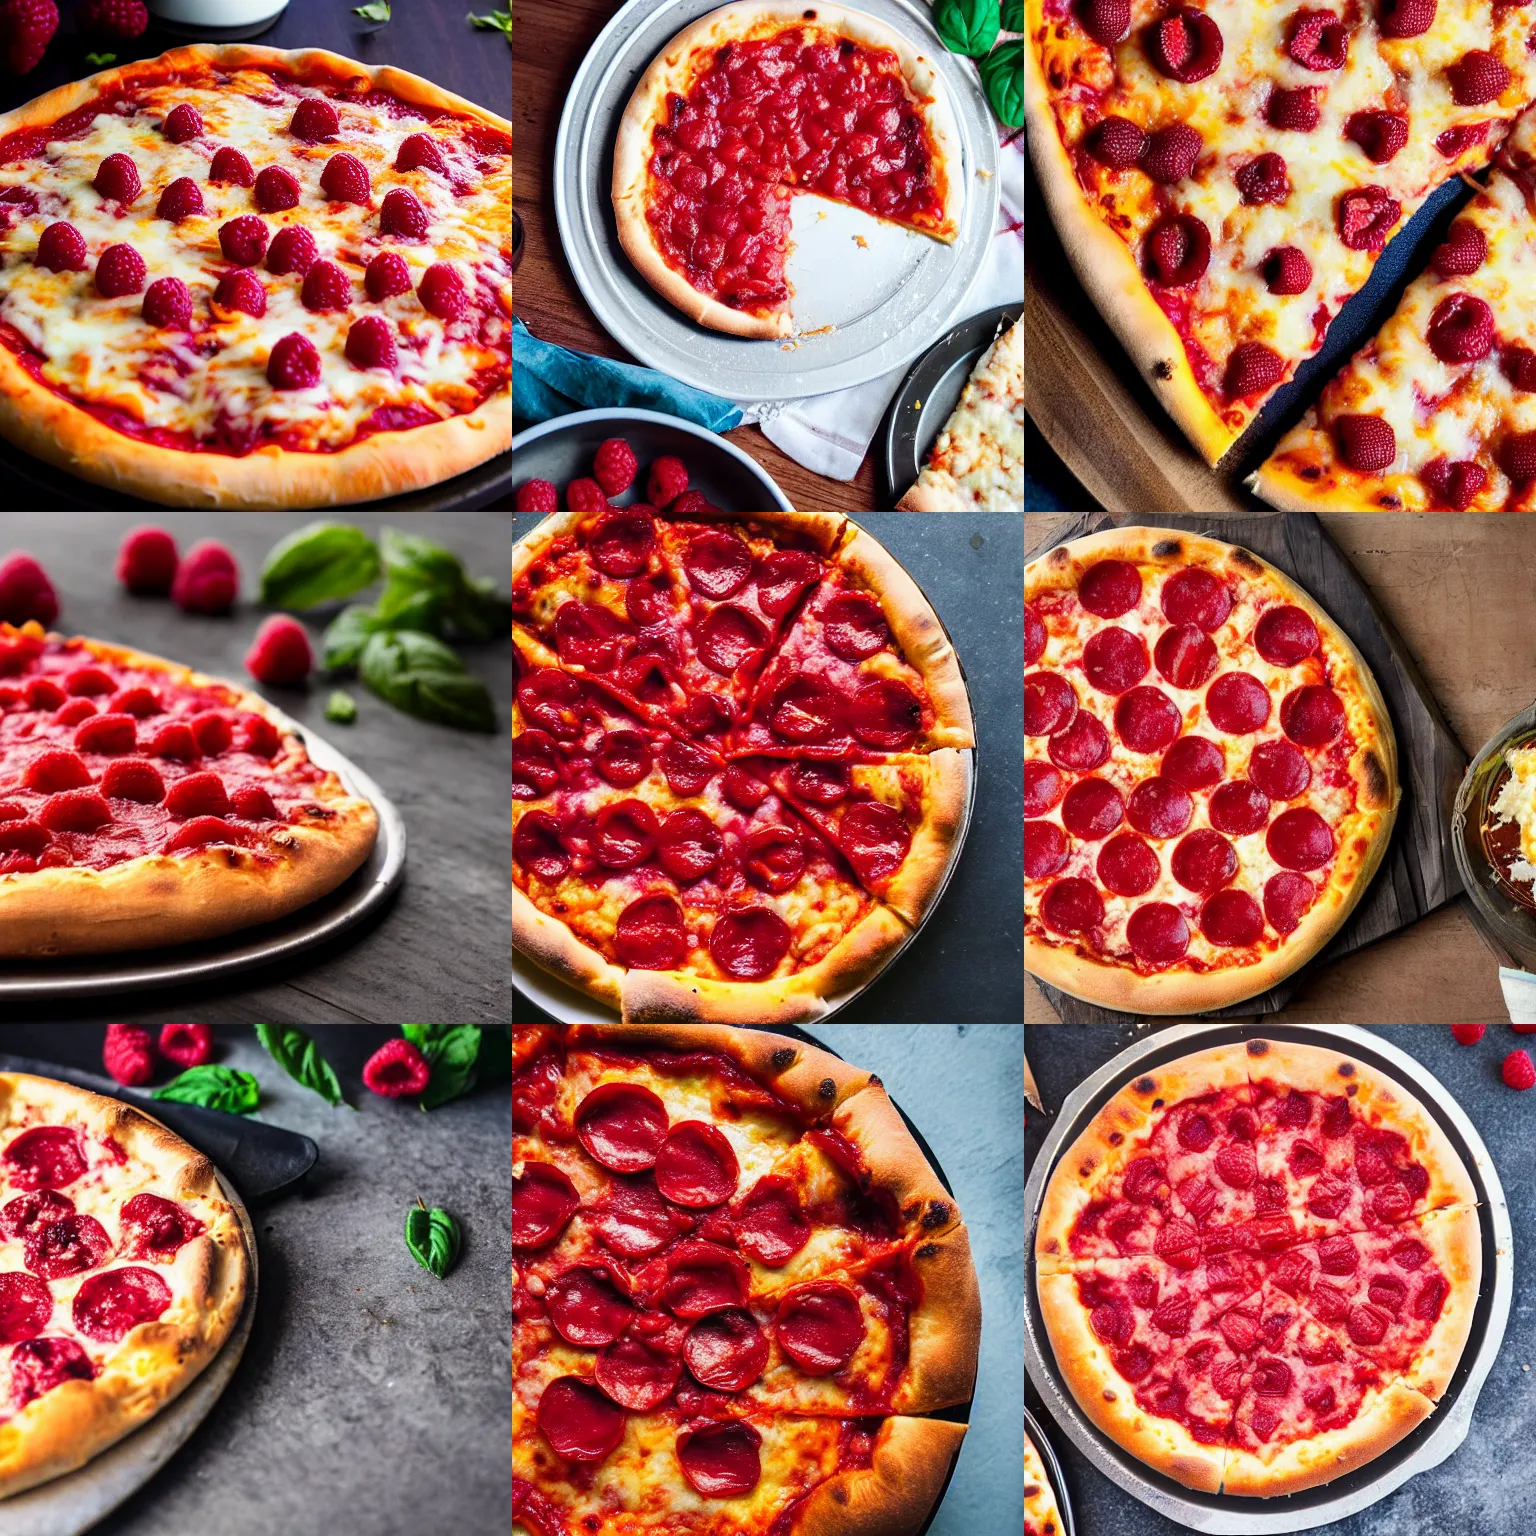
[{"x1": 511, "y1": 407, "x2": 795, "y2": 513}]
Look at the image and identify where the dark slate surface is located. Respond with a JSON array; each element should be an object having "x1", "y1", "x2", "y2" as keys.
[
  {"x1": 513, "y1": 513, "x2": 1024, "y2": 1024},
  {"x1": 1028, "y1": 516, "x2": 1466, "y2": 1024},
  {"x1": 1025, "y1": 1023, "x2": 1535, "y2": 1534},
  {"x1": 1, "y1": 512, "x2": 511, "y2": 1025}
]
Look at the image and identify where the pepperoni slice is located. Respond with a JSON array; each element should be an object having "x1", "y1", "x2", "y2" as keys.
[
  {"x1": 695, "y1": 605, "x2": 768, "y2": 675},
  {"x1": 657, "y1": 1121, "x2": 740, "y2": 1208},
  {"x1": 24, "y1": 1214, "x2": 111, "y2": 1279},
  {"x1": 1048, "y1": 710, "x2": 1110, "y2": 771},
  {"x1": 614, "y1": 646, "x2": 681, "y2": 710},
  {"x1": 513, "y1": 729, "x2": 563, "y2": 800},
  {"x1": 660, "y1": 738, "x2": 715, "y2": 795},
  {"x1": 1026, "y1": 672, "x2": 1077, "y2": 738},
  {"x1": 625, "y1": 573, "x2": 674, "y2": 628},
  {"x1": 722, "y1": 763, "x2": 770, "y2": 811},
  {"x1": 768, "y1": 677, "x2": 844, "y2": 742},
  {"x1": 683, "y1": 692, "x2": 732, "y2": 735},
  {"x1": 1025, "y1": 762, "x2": 1065, "y2": 818},
  {"x1": 838, "y1": 801, "x2": 912, "y2": 885},
  {"x1": 119, "y1": 1193, "x2": 203, "y2": 1260},
  {"x1": 774, "y1": 1282, "x2": 865, "y2": 1374},
  {"x1": 1041, "y1": 877, "x2": 1104, "y2": 934},
  {"x1": 1127, "y1": 903, "x2": 1190, "y2": 965},
  {"x1": 514, "y1": 810, "x2": 569, "y2": 880},
  {"x1": 1171, "y1": 829, "x2": 1237, "y2": 893},
  {"x1": 709, "y1": 908, "x2": 791, "y2": 980},
  {"x1": 789, "y1": 761, "x2": 848, "y2": 804},
  {"x1": 0, "y1": 1273, "x2": 52, "y2": 1346},
  {"x1": 547, "y1": 1266, "x2": 636, "y2": 1348},
  {"x1": 1114, "y1": 687, "x2": 1182, "y2": 754},
  {"x1": 513, "y1": 1161, "x2": 580, "y2": 1249},
  {"x1": 517, "y1": 668, "x2": 585, "y2": 738},
  {"x1": 684, "y1": 1308, "x2": 769, "y2": 1392},
  {"x1": 658, "y1": 1241, "x2": 750, "y2": 1318},
  {"x1": 1161, "y1": 567, "x2": 1232, "y2": 631},
  {"x1": 1025, "y1": 603, "x2": 1047, "y2": 666},
  {"x1": 1078, "y1": 560, "x2": 1141, "y2": 617},
  {"x1": 1205, "y1": 672, "x2": 1272, "y2": 735},
  {"x1": 684, "y1": 529, "x2": 753, "y2": 598},
  {"x1": 536, "y1": 1375, "x2": 626, "y2": 1462},
  {"x1": 658, "y1": 809, "x2": 723, "y2": 881},
  {"x1": 678, "y1": 1419, "x2": 762, "y2": 1498},
  {"x1": 731, "y1": 1175, "x2": 810, "y2": 1265},
  {"x1": 576, "y1": 1082, "x2": 670, "y2": 1173},
  {"x1": 849, "y1": 679, "x2": 922, "y2": 750},
  {"x1": 1209, "y1": 780, "x2": 1270, "y2": 836},
  {"x1": 72, "y1": 1266, "x2": 172, "y2": 1343},
  {"x1": 588, "y1": 1175, "x2": 690, "y2": 1258},
  {"x1": 615, "y1": 894, "x2": 687, "y2": 970},
  {"x1": 10, "y1": 1337, "x2": 95, "y2": 1408},
  {"x1": 1255, "y1": 605, "x2": 1320, "y2": 665},
  {"x1": 1061, "y1": 778, "x2": 1123, "y2": 841},
  {"x1": 592, "y1": 799, "x2": 659, "y2": 868},
  {"x1": 1126, "y1": 777, "x2": 1193, "y2": 838},
  {"x1": 3, "y1": 1127, "x2": 85, "y2": 1191},
  {"x1": 1200, "y1": 889, "x2": 1265, "y2": 948},
  {"x1": 1082, "y1": 627, "x2": 1150, "y2": 695},
  {"x1": 1248, "y1": 740, "x2": 1310, "y2": 800},
  {"x1": 822, "y1": 592, "x2": 888, "y2": 660},
  {"x1": 1025, "y1": 821, "x2": 1069, "y2": 880},
  {"x1": 754, "y1": 549, "x2": 823, "y2": 618},
  {"x1": 555, "y1": 600, "x2": 632, "y2": 672},
  {"x1": 1162, "y1": 735, "x2": 1224, "y2": 789},
  {"x1": 594, "y1": 1332, "x2": 684, "y2": 1412},
  {"x1": 590, "y1": 511, "x2": 655, "y2": 577},
  {"x1": 1154, "y1": 624, "x2": 1218, "y2": 690},
  {"x1": 1281, "y1": 685, "x2": 1346, "y2": 747},
  {"x1": 1098, "y1": 834, "x2": 1160, "y2": 897},
  {"x1": 0, "y1": 1190, "x2": 72, "y2": 1241},
  {"x1": 1264, "y1": 872, "x2": 1316, "y2": 934},
  {"x1": 1267, "y1": 807, "x2": 1334, "y2": 871},
  {"x1": 593, "y1": 730, "x2": 653, "y2": 788},
  {"x1": 744, "y1": 826, "x2": 807, "y2": 893}
]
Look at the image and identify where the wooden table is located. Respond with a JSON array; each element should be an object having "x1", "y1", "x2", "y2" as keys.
[{"x1": 1026, "y1": 512, "x2": 1536, "y2": 1025}]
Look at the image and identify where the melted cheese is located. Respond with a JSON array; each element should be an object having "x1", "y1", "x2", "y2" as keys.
[{"x1": 1491, "y1": 744, "x2": 1536, "y2": 876}]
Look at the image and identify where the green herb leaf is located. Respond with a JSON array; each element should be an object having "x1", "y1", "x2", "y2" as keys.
[
  {"x1": 85, "y1": 52, "x2": 118, "y2": 67},
  {"x1": 469, "y1": 8, "x2": 512, "y2": 36},
  {"x1": 325, "y1": 689, "x2": 358, "y2": 724},
  {"x1": 255, "y1": 1024, "x2": 346, "y2": 1107},
  {"x1": 404, "y1": 1025, "x2": 483, "y2": 1111},
  {"x1": 261, "y1": 522, "x2": 380, "y2": 610},
  {"x1": 375, "y1": 577, "x2": 449, "y2": 635},
  {"x1": 354, "y1": 1, "x2": 392, "y2": 20},
  {"x1": 360, "y1": 631, "x2": 496, "y2": 732},
  {"x1": 935, "y1": 0, "x2": 1000, "y2": 56},
  {"x1": 321, "y1": 604, "x2": 383, "y2": 671},
  {"x1": 1000, "y1": 0, "x2": 1022, "y2": 30},
  {"x1": 405, "y1": 1200, "x2": 461, "y2": 1278},
  {"x1": 980, "y1": 39, "x2": 1024, "y2": 128},
  {"x1": 153, "y1": 1066, "x2": 260, "y2": 1115},
  {"x1": 378, "y1": 528, "x2": 508, "y2": 642},
  {"x1": 381, "y1": 527, "x2": 467, "y2": 592}
]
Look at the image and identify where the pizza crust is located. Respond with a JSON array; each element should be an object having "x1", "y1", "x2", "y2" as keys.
[
  {"x1": 789, "y1": 1415, "x2": 968, "y2": 1536},
  {"x1": 1024, "y1": 1430, "x2": 1062, "y2": 1536}
]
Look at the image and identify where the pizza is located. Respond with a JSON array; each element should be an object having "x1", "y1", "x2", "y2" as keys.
[
  {"x1": 612, "y1": 1, "x2": 963, "y2": 338},
  {"x1": 1025, "y1": 0, "x2": 1536, "y2": 464},
  {"x1": 1026, "y1": 528, "x2": 1398, "y2": 1015},
  {"x1": 512, "y1": 1022, "x2": 982, "y2": 1536},
  {"x1": 1023, "y1": 1429, "x2": 1062, "y2": 1536},
  {"x1": 896, "y1": 318, "x2": 1024, "y2": 512},
  {"x1": 1253, "y1": 104, "x2": 1536, "y2": 511},
  {"x1": 1035, "y1": 1039, "x2": 1483, "y2": 1496},
  {"x1": 0, "y1": 1071, "x2": 248, "y2": 1498},
  {"x1": 0, "y1": 620, "x2": 378, "y2": 956},
  {"x1": 513, "y1": 511, "x2": 973, "y2": 1024},
  {"x1": 0, "y1": 44, "x2": 511, "y2": 508}
]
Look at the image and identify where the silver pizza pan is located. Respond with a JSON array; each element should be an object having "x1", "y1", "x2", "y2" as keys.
[
  {"x1": 0, "y1": 705, "x2": 406, "y2": 1001},
  {"x1": 551, "y1": 0, "x2": 1001, "y2": 402},
  {"x1": 1024, "y1": 1023, "x2": 1513, "y2": 1534},
  {"x1": 0, "y1": 1167, "x2": 258, "y2": 1536}
]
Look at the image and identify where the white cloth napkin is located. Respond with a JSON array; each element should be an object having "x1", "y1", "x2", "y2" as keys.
[{"x1": 1499, "y1": 967, "x2": 1536, "y2": 1023}]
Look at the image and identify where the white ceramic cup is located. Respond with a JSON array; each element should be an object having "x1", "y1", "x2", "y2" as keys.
[{"x1": 147, "y1": 0, "x2": 291, "y2": 24}]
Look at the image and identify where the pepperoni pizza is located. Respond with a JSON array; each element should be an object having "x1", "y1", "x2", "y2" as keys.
[
  {"x1": 513, "y1": 513, "x2": 973, "y2": 1024},
  {"x1": 0, "y1": 1072, "x2": 248, "y2": 1497},
  {"x1": 513, "y1": 1022, "x2": 982, "y2": 1536},
  {"x1": 1026, "y1": 528, "x2": 1398, "y2": 1016},
  {"x1": 1036, "y1": 1039, "x2": 1482, "y2": 1496}
]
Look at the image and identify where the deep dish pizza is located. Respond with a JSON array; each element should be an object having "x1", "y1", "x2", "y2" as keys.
[
  {"x1": 0, "y1": 1072, "x2": 248, "y2": 1498},
  {"x1": 613, "y1": 1, "x2": 963, "y2": 338},
  {"x1": 513, "y1": 1022, "x2": 982, "y2": 1536},
  {"x1": 0, "y1": 620, "x2": 378, "y2": 956},
  {"x1": 0, "y1": 45, "x2": 511, "y2": 508},
  {"x1": 1026, "y1": 528, "x2": 1398, "y2": 1016},
  {"x1": 1036, "y1": 1038, "x2": 1482, "y2": 1496},
  {"x1": 513, "y1": 512, "x2": 973, "y2": 1024},
  {"x1": 1024, "y1": 1428, "x2": 1062, "y2": 1536}
]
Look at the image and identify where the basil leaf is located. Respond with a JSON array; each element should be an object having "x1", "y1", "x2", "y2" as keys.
[
  {"x1": 354, "y1": 1, "x2": 391, "y2": 19},
  {"x1": 448, "y1": 577, "x2": 511, "y2": 644},
  {"x1": 405, "y1": 1202, "x2": 461, "y2": 1278},
  {"x1": 375, "y1": 577, "x2": 448, "y2": 636},
  {"x1": 935, "y1": 0, "x2": 1000, "y2": 57},
  {"x1": 322, "y1": 604, "x2": 382, "y2": 671},
  {"x1": 981, "y1": 39, "x2": 1024, "y2": 128},
  {"x1": 381, "y1": 527, "x2": 467, "y2": 591},
  {"x1": 325, "y1": 690, "x2": 358, "y2": 724},
  {"x1": 402, "y1": 1025, "x2": 483, "y2": 1111},
  {"x1": 153, "y1": 1066, "x2": 259, "y2": 1115},
  {"x1": 360, "y1": 631, "x2": 496, "y2": 733},
  {"x1": 86, "y1": 52, "x2": 117, "y2": 67},
  {"x1": 256, "y1": 1024, "x2": 346, "y2": 1107},
  {"x1": 1001, "y1": 0, "x2": 1022, "y2": 29},
  {"x1": 260, "y1": 522, "x2": 380, "y2": 610},
  {"x1": 469, "y1": 9, "x2": 512, "y2": 37}
]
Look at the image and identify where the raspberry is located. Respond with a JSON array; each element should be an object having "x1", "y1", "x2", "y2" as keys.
[
  {"x1": 1512, "y1": 1025, "x2": 1536, "y2": 1035},
  {"x1": 158, "y1": 1023, "x2": 213, "y2": 1069},
  {"x1": 565, "y1": 478, "x2": 609, "y2": 512},
  {"x1": 116, "y1": 526, "x2": 178, "y2": 594},
  {"x1": 81, "y1": 0, "x2": 146, "y2": 39},
  {"x1": 1450, "y1": 1023, "x2": 1485, "y2": 1045},
  {"x1": 515, "y1": 479, "x2": 558, "y2": 512},
  {"x1": 362, "y1": 1038, "x2": 431, "y2": 1098},
  {"x1": 646, "y1": 456, "x2": 689, "y2": 509},
  {"x1": 0, "y1": 554, "x2": 57, "y2": 626},
  {"x1": 593, "y1": 438, "x2": 639, "y2": 497},
  {"x1": 102, "y1": 1024, "x2": 154, "y2": 1087},
  {"x1": 2, "y1": 0, "x2": 58, "y2": 74},
  {"x1": 245, "y1": 615, "x2": 312, "y2": 686},
  {"x1": 1502, "y1": 1049, "x2": 1536, "y2": 1091},
  {"x1": 171, "y1": 541, "x2": 238, "y2": 614},
  {"x1": 669, "y1": 490, "x2": 710, "y2": 515}
]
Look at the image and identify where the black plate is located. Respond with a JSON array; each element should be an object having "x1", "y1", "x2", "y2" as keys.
[{"x1": 881, "y1": 302, "x2": 1022, "y2": 507}]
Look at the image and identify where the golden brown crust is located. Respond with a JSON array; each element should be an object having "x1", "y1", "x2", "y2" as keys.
[
  {"x1": 512, "y1": 886, "x2": 627, "y2": 1011},
  {"x1": 876, "y1": 748, "x2": 968, "y2": 927},
  {"x1": 1024, "y1": 1430, "x2": 1062, "y2": 1536}
]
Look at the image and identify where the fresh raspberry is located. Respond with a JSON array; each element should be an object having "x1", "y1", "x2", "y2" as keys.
[
  {"x1": 1450, "y1": 1023, "x2": 1486, "y2": 1045},
  {"x1": 155, "y1": 177, "x2": 204, "y2": 223},
  {"x1": 81, "y1": 0, "x2": 146, "y2": 40},
  {"x1": 320, "y1": 152, "x2": 370, "y2": 205},
  {"x1": 515, "y1": 479, "x2": 558, "y2": 512},
  {"x1": 289, "y1": 97, "x2": 340, "y2": 143},
  {"x1": 267, "y1": 225, "x2": 319, "y2": 277},
  {"x1": 213, "y1": 270, "x2": 266, "y2": 319},
  {"x1": 209, "y1": 146, "x2": 254, "y2": 186},
  {"x1": 418, "y1": 261, "x2": 468, "y2": 320},
  {"x1": 0, "y1": 554, "x2": 57, "y2": 625},
  {"x1": 162, "y1": 102, "x2": 203, "y2": 142},
  {"x1": 1512, "y1": 1025, "x2": 1536, "y2": 1034},
  {"x1": 267, "y1": 332, "x2": 321, "y2": 391},
  {"x1": 646, "y1": 456, "x2": 689, "y2": 509},
  {"x1": 379, "y1": 187, "x2": 429, "y2": 238},
  {"x1": 102, "y1": 1024, "x2": 154, "y2": 1087},
  {"x1": 344, "y1": 314, "x2": 398, "y2": 373},
  {"x1": 171, "y1": 541, "x2": 238, "y2": 614},
  {"x1": 158, "y1": 1023, "x2": 213, "y2": 1069},
  {"x1": 244, "y1": 615, "x2": 312, "y2": 686},
  {"x1": 565, "y1": 478, "x2": 609, "y2": 512},
  {"x1": 2, "y1": 0, "x2": 58, "y2": 74},
  {"x1": 593, "y1": 438, "x2": 639, "y2": 497},
  {"x1": 143, "y1": 276, "x2": 193, "y2": 329},
  {"x1": 362, "y1": 1038, "x2": 431, "y2": 1098},
  {"x1": 1502, "y1": 1049, "x2": 1536, "y2": 1091},
  {"x1": 164, "y1": 770, "x2": 231, "y2": 818},
  {"x1": 301, "y1": 260, "x2": 351, "y2": 313},
  {"x1": 94, "y1": 243, "x2": 146, "y2": 299}
]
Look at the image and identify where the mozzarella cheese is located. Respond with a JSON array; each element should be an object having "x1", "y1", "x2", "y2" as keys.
[{"x1": 1491, "y1": 745, "x2": 1536, "y2": 876}]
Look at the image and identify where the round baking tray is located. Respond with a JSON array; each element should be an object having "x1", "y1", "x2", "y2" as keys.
[
  {"x1": 1024, "y1": 1405, "x2": 1076, "y2": 1536},
  {"x1": 0, "y1": 706, "x2": 406, "y2": 1001},
  {"x1": 1024, "y1": 1023, "x2": 1512, "y2": 1534}
]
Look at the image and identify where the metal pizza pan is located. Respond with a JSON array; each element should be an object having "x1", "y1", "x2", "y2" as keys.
[
  {"x1": 1024, "y1": 1405, "x2": 1076, "y2": 1536},
  {"x1": 0, "y1": 708, "x2": 406, "y2": 1001},
  {"x1": 552, "y1": 0, "x2": 1000, "y2": 402},
  {"x1": 1024, "y1": 1023, "x2": 1513, "y2": 1534}
]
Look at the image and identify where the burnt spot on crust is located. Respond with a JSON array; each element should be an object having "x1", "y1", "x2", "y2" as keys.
[
  {"x1": 1231, "y1": 548, "x2": 1265, "y2": 576},
  {"x1": 1132, "y1": 1075, "x2": 1156, "y2": 1096},
  {"x1": 1336, "y1": 1062, "x2": 1357, "y2": 1079},
  {"x1": 1362, "y1": 750, "x2": 1390, "y2": 808},
  {"x1": 1152, "y1": 359, "x2": 1174, "y2": 380},
  {"x1": 915, "y1": 1241, "x2": 941, "y2": 1261},
  {"x1": 769, "y1": 1047, "x2": 796, "y2": 1073},
  {"x1": 1246, "y1": 1039, "x2": 1270, "y2": 1059},
  {"x1": 838, "y1": 38, "x2": 855, "y2": 56},
  {"x1": 1373, "y1": 491, "x2": 1405, "y2": 510},
  {"x1": 1105, "y1": 1131, "x2": 1124, "y2": 1147},
  {"x1": 1346, "y1": 1083, "x2": 1359, "y2": 1097},
  {"x1": 1150, "y1": 541, "x2": 1181, "y2": 559},
  {"x1": 813, "y1": 1075, "x2": 838, "y2": 1104},
  {"x1": 920, "y1": 1199, "x2": 955, "y2": 1231},
  {"x1": 1299, "y1": 464, "x2": 1324, "y2": 481}
]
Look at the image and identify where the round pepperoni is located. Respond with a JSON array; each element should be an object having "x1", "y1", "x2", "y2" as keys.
[
  {"x1": 589, "y1": 1178, "x2": 689, "y2": 1258},
  {"x1": 555, "y1": 600, "x2": 631, "y2": 672},
  {"x1": 72, "y1": 1266, "x2": 171, "y2": 1343},
  {"x1": 514, "y1": 810, "x2": 569, "y2": 880},
  {"x1": 1200, "y1": 889, "x2": 1265, "y2": 948},
  {"x1": 537, "y1": 1375, "x2": 627, "y2": 1462},
  {"x1": 1082, "y1": 627, "x2": 1150, "y2": 695},
  {"x1": 577, "y1": 1083, "x2": 669, "y2": 1173},
  {"x1": 1126, "y1": 777, "x2": 1193, "y2": 838},
  {"x1": 709, "y1": 908, "x2": 791, "y2": 980},
  {"x1": 684, "y1": 692, "x2": 732, "y2": 735},
  {"x1": 594, "y1": 730, "x2": 653, "y2": 788},
  {"x1": 1061, "y1": 778, "x2": 1124, "y2": 841},
  {"x1": 788, "y1": 761, "x2": 848, "y2": 803},
  {"x1": 547, "y1": 1265, "x2": 636, "y2": 1348},
  {"x1": 615, "y1": 893, "x2": 687, "y2": 969},
  {"x1": 517, "y1": 668, "x2": 585, "y2": 738},
  {"x1": 513, "y1": 1160, "x2": 581, "y2": 1249},
  {"x1": 684, "y1": 1308, "x2": 769, "y2": 1391},
  {"x1": 1078, "y1": 560, "x2": 1141, "y2": 617},
  {"x1": 1098, "y1": 834, "x2": 1160, "y2": 897},
  {"x1": 513, "y1": 729, "x2": 563, "y2": 800},
  {"x1": 1248, "y1": 740, "x2": 1311, "y2": 800},
  {"x1": 1281, "y1": 685, "x2": 1346, "y2": 747},
  {"x1": 658, "y1": 1241, "x2": 751, "y2": 1317},
  {"x1": 1025, "y1": 603, "x2": 1047, "y2": 666},
  {"x1": 9, "y1": 1337, "x2": 95, "y2": 1408},
  {"x1": 695, "y1": 605, "x2": 768, "y2": 675},
  {"x1": 1162, "y1": 735, "x2": 1224, "y2": 789},
  {"x1": 625, "y1": 573, "x2": 673, "y2": 628},
  {"x1": 731, "y1": 1175, "x2": 811, "y2": 1265},
  {"x1": 1206, "y1": 673, "x2": 1272, "y2": 735},
  {"x1": 658, "y1": 809, "x2": 723, "y2": 881},
  {"x1": 24, "y1": 1214, "x2": 111, "y2": 1279},
  {"x1": 1041, "y1": 878, "x2": 1104, "y2": 935},
  {"x1": 1255, "y1": 605, "x2": 1320, "y2": 665},
  {"x1": 839, "y1": 800, "x2": 912, "y2": 885},
  {"x1": 768, "y1": 677, "x2": 844, "y2": 742},
  {"x1": 1025, "y1": 761, "x2": 1066, "y2": 818},
  {"x1": 3, "y1": 1127, "x2": 85, "y2": 1191},
  {"x1": 678, "y1": 1419, "x2": 762, "y2": 1498},
  {"x1": 1127, "y1": 903, "x2": 1190, "y2": 965},
  {"x1": 774, "y1": 1282, "x2": 865, "y2": 1374},
  {"x1": 1044, "y1": 716, "x2": 1107, "y2": 782},
  {"x1": 0, "y1": 1191, "x2": 72, "y2": 1241},
  {"x1": 1115, "y1": 687, "x2": 1182, "y2": 754},
  {"x1": 1268, "y1": 808, "x2": 1334, "y2": 871},
  {"x1": 0, "y1": 1273, "x2": 52, "y2": 1346},
  {"x1": 592, "y1": 800, "x2": 659, "y2": 868},
  {"x1": 657, "y1": 1121, "x2": 740, "y2": 1207},
  {"x1": 1026, "y1": 672, "x2": 1077, "y2": 738},
  {"x1": 1025, "y1": 821, "x2": 1069, "y2": 880},
  {"x1": 1154, "y1": 624, "x2": 1218, "y2": 690},
  {"x1": 1209, "y1": 780, "x2": 1271, "y2": 836},
  {"x1": 119, "y1": 1194, "x2": 203, "y2": 1260},
  {"x1": 590, "y1": 511, "x2": 655, "y2": 577},
  {"x1": 744, "y1": 825, "x2": 808, "y2": 893},
  {"x1": 849, "y1": 679, "x2": 921, "y2": 750},
  {"x1": 661, "y1": 738, "x2": 716, "y2": 796},
  {"x1": 1264, "y1": 872, "x2": 1316, "y2": 934},
  {"x1": 684, "y1": 528, "x2": 753, "y2": 598},
  {"x1": 1161, "y1": 567, "x2": 1232, "y2": 632},
  {"x1": 722, "y1": 764, "x2": 770, "y2": 812},
  {"x1": 822, "y1": 592, "x2": 888, "y2": 660},
  {"x1": 754, "y1": 549, "x2": 822, "y2": 618},
  {"x1": 1171, "y1": 829, "x2": 1237, "y2": 893}
]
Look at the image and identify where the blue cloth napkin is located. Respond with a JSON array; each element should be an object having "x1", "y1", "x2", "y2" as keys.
[{"x1": 513, "y1": 318, "x2": 745, "y2": 435}]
